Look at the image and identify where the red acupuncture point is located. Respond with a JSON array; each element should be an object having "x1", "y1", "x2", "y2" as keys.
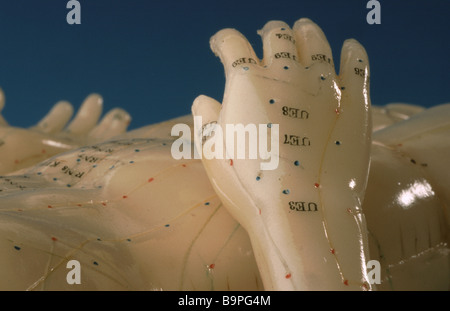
[
  {"x1": 330, "y1": 248, "x2": 335, "y2": 254},
  {"x1": 285, "y1": 273, "x2": 291, "y2": 279},
  {"x1": 123, "y1": 195, "x2": 128, "y2": 199},
  {"x1": 51, "y1": 237, "x2": 58, "y2": 242},
  {"x1": 343, "y1": 280, "x2": 349, "y2": 286},
  {"x1": 229, "y1": 159, "x2": 233, "y2": 166},
  {"x1": 314, "y1": 183, "x2": 320, "y2": 188},
  {"x1": 148, "y1": 177, "x2": 154, "y2": 183}
]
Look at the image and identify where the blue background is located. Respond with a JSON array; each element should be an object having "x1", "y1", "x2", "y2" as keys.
[{"x1": 0, "y1": 0, "x2": 449, "y2": 130}]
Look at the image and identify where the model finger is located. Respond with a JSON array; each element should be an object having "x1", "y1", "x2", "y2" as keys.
[
  {"x1": 89, "y1": 108, "x2": 131, "y2": 140},
  {"x1": 293, "y1": 18, "x2": 334, "y2": 69},
  {"x1": 35, "y1": 101, "x2": 74, "y2": 133},
  {"x1": 210, "y1": 28, "x2": 260, "y2": 78},
  {"x1": 339, "y1": 39, "x2": 370, "y2": 109},
  {"x1": 66, "y1": 93, "x2": 103, "y2": 134},
  {"x1": 191, "y1": 95, "x2": 222, "y2": 159},
  {"x1": 258, "y1": 20, "x2": 298, "y2": 68}
]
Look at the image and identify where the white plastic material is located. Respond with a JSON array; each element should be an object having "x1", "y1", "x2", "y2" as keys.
[{"x1": 0, "y1": 18, "x2": 448, "y2": 291}]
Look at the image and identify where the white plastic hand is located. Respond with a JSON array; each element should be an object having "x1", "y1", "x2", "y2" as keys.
[
  {"x1": 192, "y1": 18, "x2": 372, "y2": 290},
  {"x1": 30, "y1": 93, "x2": 131, "y2": 143},
  {"x1": 0, "y1": 91, "x2": 131, "y2": 174}
]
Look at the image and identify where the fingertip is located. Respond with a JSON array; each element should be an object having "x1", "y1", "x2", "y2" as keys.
[
  {"x1": 107, "y1": 107, "x2": 131, "y2": 124},
  {"x1": 66, "y1": 93, "x2": 104, "y2": 134},
  {"x1": 295, "y1": 17, "x2": 314, "y2": 23},
  {"x1": 209, "y1": 28, "x2": 259, "y2": 72},
  {"x1": 54, "y1": 100, "x2": 74, "y2": 117},
  {"x1": 92, "y1": 107, "x2": 131, "y2": 139},
  {"x1": 122, "y1": 110, "x2": 132, "y2": 126},
  {"x1": 192, "y1": 95, "x2": 205, "y2": 116},
  {"x1": 52, "y1": 100, "x2": 74, "y2": 127},
  {"x1": 293, "y1": 17, "x2": 333, "y2": 68},
  {"x1": 192, "y1": 95, "x2": 220, "y2": 154},
  {"x1": 78, "y1": 93, "x2": 104, "y2": 120},
  {"x1": 257, "y1": 20, "x2": 289, "y2": 37},
  {"x1": 293, "y1": 17, "x2": 314, "y2": 28},
  {"x1": 341, "y1": 39, "x2": 369, "y2": 61},
  {"x1": 209, "y1": 28, "x2": 229, "y2": 56},
  {"x1": 338, "y1": 39, "x2": 371, "y2": 115},
  {"x1": 117, "y1": 109, "x2": 132, "y2": 129},
  {"x1": 210, "y1": 28, "x2": 243, "y2": 56},
  {"x1": 343, "y1": 38, "x2": 360, "y2": 45},
  {"x1": 339, "y1": 39, "x2": 370, "y2": 78},
  {"x1": 84, "y1": 93, "x2": 104, "y2": 109},
  {"x1": 34, "y1": 100, "x2": 74, "y2": 133},
  {"x1": 257, "y1": 20, "x2": 298, "y2": 67},
  {"x1": 192, "y1": 95, "x2": 221, "y2": 122},
  {"x1": 293, "y1": 17, "x2": 327, "y2": 41},
  {"x1": 342, "y1": 39, "x2": 368, "y2": 55}
]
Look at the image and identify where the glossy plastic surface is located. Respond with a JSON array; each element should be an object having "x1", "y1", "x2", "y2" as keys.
[{"x1": 0, "y1": 18, "x2": 448, "y2": 291}]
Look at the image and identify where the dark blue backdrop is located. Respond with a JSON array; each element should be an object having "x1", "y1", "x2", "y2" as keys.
[{"x1": 0, "y1": 0, "x2": 449, "y2": 129}]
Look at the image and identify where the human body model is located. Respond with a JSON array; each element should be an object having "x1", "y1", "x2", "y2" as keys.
[{"x1": 0, "y1": 18, "x2": 448, "y2": 290}]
